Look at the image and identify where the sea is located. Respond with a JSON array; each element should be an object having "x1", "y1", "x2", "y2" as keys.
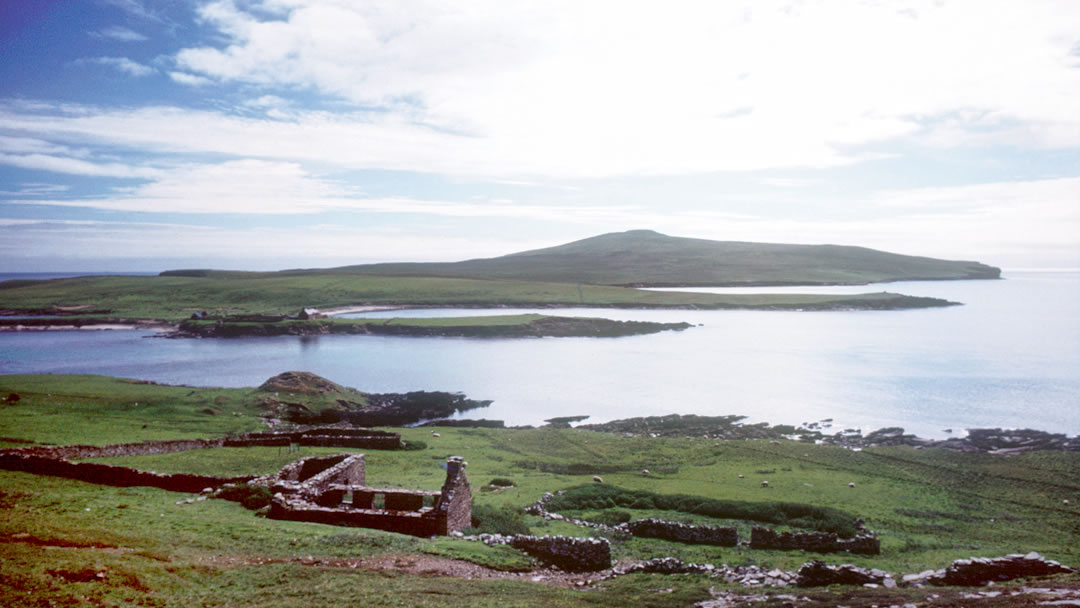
[{"x1": 1, "y1": 271, "x2": 1077, "y2": 438}]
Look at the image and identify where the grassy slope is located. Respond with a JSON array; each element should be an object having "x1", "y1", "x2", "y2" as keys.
[
  {"x1": 0, "y1": 273, "x2": 950, "y2": 322},
  {"x1": 0, "y1": 375, "x2": 1077, "y2": 606},
  {"x1": 327, "y1": 230, "x2": 1002, "y2": 286}
]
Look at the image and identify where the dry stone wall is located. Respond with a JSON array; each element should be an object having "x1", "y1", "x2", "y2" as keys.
[
  {"x1": 905, "y1": 553, "x2": 1076, "y2": 586},
  {"x1": 625, "y1": 518, "x2": 737, "y2": 546},
  {"x1": 0, "y1": 453, "x2": 251, "y2": 493},
  {"x1": 269, "y1": 495, "x2": 447, "y2": 537},
  {"x1": 2, "y1": 438, "x2": 225, "y2": 461},
  {"x1": 525, "y1": 490, "x2": 878, "y2": 554},
  {"x1": 749, "y1": 526, "x2": 880, "y2": 555},
  {"x1": 506, "y1": 535, "x2": 612, "y2": 572},
  {"x1": 264, "y1": 455, "x2": 471, "y2": 537}
]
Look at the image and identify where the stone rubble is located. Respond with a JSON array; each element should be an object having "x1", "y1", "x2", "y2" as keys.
[{"x1": 903, "y1": 552, "x2": 1076, "y2": 587}]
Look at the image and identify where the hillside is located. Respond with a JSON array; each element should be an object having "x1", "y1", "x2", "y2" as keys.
[
  {"x1": 0, "y1": 274, "x2": 957, "y2": 322},
  {"x1": 324, "y1": 230, "x2": 1000, "y2": 286}
]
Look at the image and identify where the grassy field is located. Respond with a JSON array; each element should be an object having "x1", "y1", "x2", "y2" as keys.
[
  {"x1": 0, "y1": 273, "x2": 955, "y2": 323},
  {"x1": 175, "y1": 314, "x2": 692, "y2": 338},
  {"x1": 1, "y1": 375, "x2": 1077, "y2": 606}
]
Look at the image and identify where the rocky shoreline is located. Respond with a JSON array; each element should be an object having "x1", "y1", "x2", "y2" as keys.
[
  {"x1": 0, "y1": 316, "x2": 170, "y2": 331},
  {"x1": 578, "y1": 414, "x2": 1080, "y2": 453}
]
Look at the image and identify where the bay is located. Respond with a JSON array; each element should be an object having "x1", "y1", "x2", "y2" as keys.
[{"x1": 1, "y1": 272, "x2": 1077, "y2": 437}]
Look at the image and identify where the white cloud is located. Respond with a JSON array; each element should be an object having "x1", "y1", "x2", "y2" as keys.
[
  {"x1": 160, "y1": 0, "x2": 1080, "y2": 176},
  {"x1": 0, "y1": 183, "x2": 70, "y2": 196},
  {"x1": 7, "y1": 1, "x2": 1073, "y2": 179},
  {"x1": 242, "y1": 95, "x2": 289, "y2": 108},
  {"x1": 89, "y1": 26, "x2": 148, "y2": 42},
  {"x1": 0, "y1": 219, "x2": 547, "y2": 268},
  {"x1": 169, "y1": 72, "x2": 214, "y2": 86},
  {"x1": 82, "y1": 56, "x2": 156, "y2": 77},
  {"x1": 0, "y1": 152, "x2": 161, "y2": 178},
  {"x1": 8, "y1": 157, "x2": 643, "y2": 218},
  {"x1": 102, "y1": 0, "x2": 171, "y2": 25},
  {"x1": 0, "y1": 135, "x2": 84, "y2": 156}
]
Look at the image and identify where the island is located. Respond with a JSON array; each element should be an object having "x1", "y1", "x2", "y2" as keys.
[{"x1": 0, "y1": 230, "x2": 993, "y2": 333}]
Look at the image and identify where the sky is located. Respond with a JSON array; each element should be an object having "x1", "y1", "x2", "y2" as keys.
[{"x1": 0, "y1": 0, "x2": 1078, "y2": 272}]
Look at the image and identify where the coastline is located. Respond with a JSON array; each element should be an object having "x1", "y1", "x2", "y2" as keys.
[{"x1": 0, "y1": 318, "x2": 171, "y2": 332}]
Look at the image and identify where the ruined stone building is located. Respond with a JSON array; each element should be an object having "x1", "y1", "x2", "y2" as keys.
[{"x1": 262, "y1": 453, "x2": 472, "y2": 537}]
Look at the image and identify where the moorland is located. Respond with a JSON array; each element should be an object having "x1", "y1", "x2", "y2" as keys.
[{"x1": 0, "y1": 374, "x2": 1077, "y2": 607}]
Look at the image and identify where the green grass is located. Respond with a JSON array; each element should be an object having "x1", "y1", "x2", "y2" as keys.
[
  {"x1": 176, "y1": 314, "x2": 692, "y2": 338},
  {"x1": 1, "y1": 375, "x2": 1077, "y2": 606},
  {"x1": 546, "y1": 484, "x2": 858, "y2": 536},
  {"x1": 0, "y1": 374, "x2": 267, "y2": 445},
  {"x1": 0, "y1": 272, "x2": 954, "y2": 322}
]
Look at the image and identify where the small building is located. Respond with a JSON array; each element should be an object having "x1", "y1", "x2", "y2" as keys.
[
  {"x1": 297, "y1": 308, "x2": 323, "y2": 320},
  {"x1": 261, "y1": 454, "x2": 472, "y2": 537}
]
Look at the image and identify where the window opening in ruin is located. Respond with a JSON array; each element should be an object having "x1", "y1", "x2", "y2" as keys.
[
  {"x1": 423, "y1": 495, "x2": 435, "y2": 509},
  {"x1": 373, "y1": 493, "x2": 385, "y2": 509}
]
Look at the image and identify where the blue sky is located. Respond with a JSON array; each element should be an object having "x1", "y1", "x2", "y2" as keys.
[{"x1": 1, "y1": 0, "x2": 1078, "y2": 272}]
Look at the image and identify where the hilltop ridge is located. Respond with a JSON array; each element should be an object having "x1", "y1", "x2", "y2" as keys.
[{"x1": 320, "y1": 230, "x2": 1000, "y2": 287}]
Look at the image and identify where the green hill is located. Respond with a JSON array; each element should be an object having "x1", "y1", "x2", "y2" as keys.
[{"x1": 323, "y1": 230, "x2": 1000, "y2": 286}]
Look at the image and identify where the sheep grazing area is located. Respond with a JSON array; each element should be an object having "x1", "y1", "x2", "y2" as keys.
[{"x1": 0, "y1": 374, "x2": 1078, "y2": 607}]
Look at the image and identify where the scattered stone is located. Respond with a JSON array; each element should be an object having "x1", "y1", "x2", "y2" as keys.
[
  {"x1": 795, "y1": 560, "x2": 886, "y2": 587},
  {"x1": 925, "y1": 553, "x2": 1076, "y2": 586}
]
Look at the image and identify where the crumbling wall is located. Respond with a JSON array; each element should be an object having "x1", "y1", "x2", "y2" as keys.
[
  {"x1": 507, "y1": 535, "x2": 612, "y2": 572},
  {"x1": 3, "y1": 438, "x2": 226, "y2": 461},
  {"x1": 268, "y1": 494, "x2": 445, "y2": 537},
  {"x1": 264, "y1": 456, "x2": 470, "y2": 537},
  {"x1": 910, "y1": 553, "x2": 1076, "y2": 586},
  {"x1": 301, "y1": 454, "x2": 365, "y2": 489},
  {"x1": 435, "y1": 456, "x2": 472, "y2": 534},
  {"x1": 0, "y1": 453, "x2": 251, "y2": 493},
  {"x1": 625, "y1": 518, "x2": 737, "y2": 546},
  {"x1": 0, "y1": 427, "x2": 399, "y2": 461},
  {"x1": 226, "y1": 428, "x2": 401, "y2": 450},
  {"x1": 749, "y1": 526, "x2": 880, "y2": 555}
]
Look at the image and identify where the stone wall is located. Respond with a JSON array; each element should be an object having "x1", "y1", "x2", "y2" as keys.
[
  {"x1": 268, "y1": 494, "x2": 446, "y2": 537},
  {"x1": 264, "y1": 455, "x2": 471, "y2": 537},
  {"x1": 1, "y1": 427, "x2": 400, "y2": 462},
  {"x1": 749, "y1": 526, "x2": 880, "y2": 555},
  {"x1": 0, "y1": 453, "x2": 251, "y2": 493},
  {"x1": 507, "y1": 535, "x2": 612, "y2": 572},
  {"x1": 436, "y1": 456, "x2": 472, "y2": 535},
  {"x1": 2, "y1": 438, "x2": 226, "y2": 461},
  {"x1": 625, "y1": 518, "x2": 737, "y2": 546},
  {"x1": 905, "y1": 552, "x2": 1076, "y2": 586},
  {"x1": 225, "y1": 428, "x2": 401, "y2": 450}
]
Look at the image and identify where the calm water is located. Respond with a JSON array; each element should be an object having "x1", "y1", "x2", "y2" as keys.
[{"x1": 1, "y1": 272, "x2": 1077, "y2": 437}]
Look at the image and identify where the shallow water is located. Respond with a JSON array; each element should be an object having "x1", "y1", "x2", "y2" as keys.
[{"x1": 1, "y1": 272, "x2": 1077, "y2": 437}]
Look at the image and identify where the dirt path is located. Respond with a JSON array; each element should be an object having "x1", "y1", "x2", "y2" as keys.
[{"x1": 201, "y1": 552, "x2": 606, "y2": 588}]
